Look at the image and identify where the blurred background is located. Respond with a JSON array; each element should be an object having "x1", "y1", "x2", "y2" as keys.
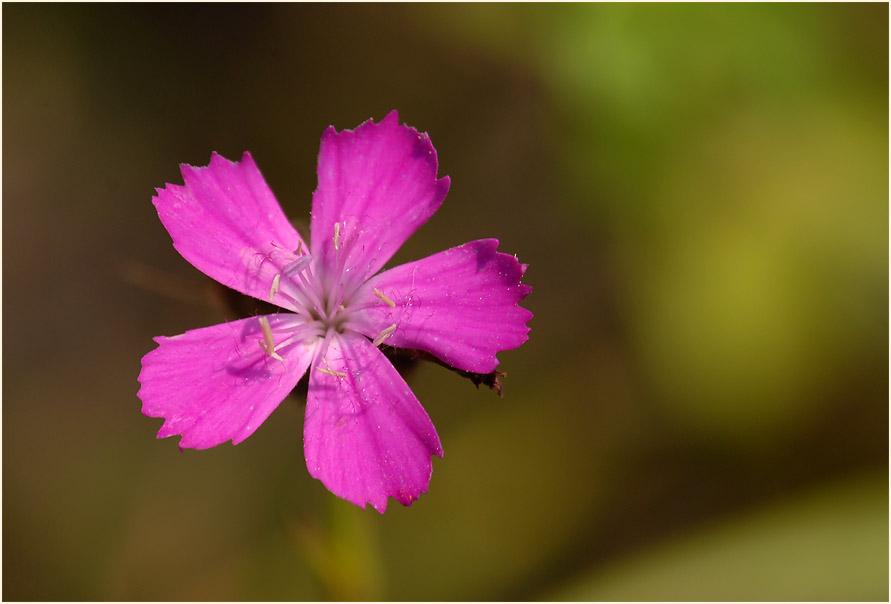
[{"x1": 3, "y1": 3, "x2": 888, "y2": 601}]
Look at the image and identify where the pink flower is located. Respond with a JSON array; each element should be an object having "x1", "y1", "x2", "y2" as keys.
[{"x1": 137, "y1": 111, "x2": 532, "y2": 512}]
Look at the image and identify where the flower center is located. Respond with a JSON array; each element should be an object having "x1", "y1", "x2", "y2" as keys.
[
  {"x1": 310, "y1": 293, "x2": 352, "y2": 332},
  {"x1": 266, "y1": 224, "x2": 363, "y2": 338},
  {"x1": 258, "y1": 224, "x2": 396, "y2": 363},
  {"x1": 278, "y1": 257, "x2": 355, "y2": 334}
]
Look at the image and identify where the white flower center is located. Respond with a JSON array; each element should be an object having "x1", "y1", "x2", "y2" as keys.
[{"x1": 258, "y1": 224, "x2": 396, "y2": 365}]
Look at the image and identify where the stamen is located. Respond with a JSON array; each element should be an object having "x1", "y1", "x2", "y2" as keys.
[
  {"x1": 373, "y1": 288, "x2": 396, "y2": 308},
  {"x1": 372, "y1": 324, "x2": 397, "y2": 347},
  {"x1": 269, "y1": 320, "x2": 324, "y2": 350},
  {"x1": 279, "y1": 254, "x2": 326, "y2": 317},
  {"x1": 258, "y1": 316, "x2": 283, "y2": 361},
  {"x1": 334, "y1": 222, "x2": 341, "y2": 251},
  {"x1": 257, "y1": 341, "x2": 283, "y2": 361},
  {"x1": 317, "y1": 366, "x2": 347, "y2": 378},
  {"x1": 295, "y1": 240, "x2": 304, "y2": 256},
  {"x1": 268, "y1": 273, "x2": 281, "y2": 303},
  {"x1": 283, "y1": 255, "x2": 313, "y2": 278}
]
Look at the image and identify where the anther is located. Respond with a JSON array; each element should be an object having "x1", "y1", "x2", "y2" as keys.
[
  {"x1": 268, "y1": 273, "x2": 280, "y2": 303},
  {"x1": 317, "y1": 366, "x2": 347, "y2": 378},
  {"x1": 334, "y1": 222, "x2": 341, "y2": 251},
  {"x1": 373, "y1": 288, "x2": 396, "y2": 308},
  {"x1": 258, "y1": 316, "x2": 283, "y2": 361},
  {"x1": 283, "y1": 255, "x2": 313, "y2": 278},
  {"x1": 372, "y1": 324, "x2": 397, "y2": 347}
]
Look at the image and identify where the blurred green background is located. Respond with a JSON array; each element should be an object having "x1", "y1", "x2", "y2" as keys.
[{"x1": 3, "y1": 3, "x2": 888, "y2": 601}]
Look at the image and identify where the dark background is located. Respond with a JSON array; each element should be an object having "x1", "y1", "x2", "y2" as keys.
[{"x1": 3, "y1": 3, "x2": 888, "y2": 600}]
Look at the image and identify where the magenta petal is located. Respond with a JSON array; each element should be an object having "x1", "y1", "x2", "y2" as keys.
[
  {"x1": 153, "y1": 152, "x2": 306, "y2": 307},
  {"x1": 357, "y1": 239, "x2": 533, "y2": 374},
  {"x1": 309, "y1": 111, "x2": 450, "y2": 290},
  {"x1": 304, "y1": 332, "x2": 443, "y2": 513},
  {"x1": 138, "y1": 315, "x2": 314, "y2": 449}
]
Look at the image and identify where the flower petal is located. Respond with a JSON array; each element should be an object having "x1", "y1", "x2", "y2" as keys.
[
  {"x1": 309, "y1": 111, "x2": 450, "y2": 293},
  {"x1": 355, "y1": 239, "x2": 533, "y2": 373},
  {"x1": 304, "y1": 331, "x2": 443, "y2": 513},
  {"x1": 138, "y1": 315, "x2": 314, "y2": 449},
  {"x1": 153, "y1": 152, "x2": 306, "y2": 309}
]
